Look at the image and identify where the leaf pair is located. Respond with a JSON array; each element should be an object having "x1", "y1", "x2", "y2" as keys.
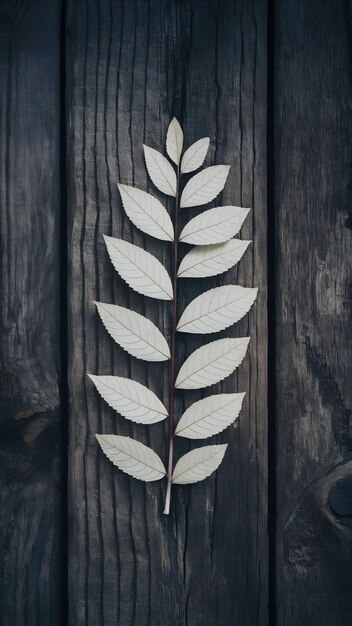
[
  {"x1": 119, "y1": 181, "x2": 250, "y2": 247},
  {"x1": 144, "y1": 136, "x2": 230, "y2": 207},
  {"x1": 166, "y1": 117, "x2": 210, "y2": 176},
  {"x1": 90, "y1": 374, "x2": 244, "y2": 440},
  {"x1": 95, "y1": 284, "x2": 256, "y2": 364},
  {"x1": 104, "y1": 232, "x2": 252, "y2": 289},
  {"x1": 97, "y1": 434, "x2": 227, "y2": 485}
]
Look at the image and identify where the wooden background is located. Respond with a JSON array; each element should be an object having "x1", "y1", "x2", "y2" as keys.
[{"x1": 0, "y1": 0, "x2": 351, "y2": 624}]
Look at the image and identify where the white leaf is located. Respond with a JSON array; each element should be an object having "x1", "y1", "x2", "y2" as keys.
[
  {"x1": 171, "y1": 444, "x2": 227, "y2": 484},
  {"x1": 177, "y1": 285, "x2": 258, "y2": 334},
  {"x1": 175, "y1": 393, "x2": 245, "y2": 439},
  {"x1": 178, "y1": 239, "x2": 251, "y2": 279},
  {"x1": 180, "y1": 165, "x2": 230, "y2": 208},
  {"x1": 89, "y1": 375, "x2": 168, "y2": 424},
  {"x1": 175, "y1": 337, "x2": 250, "y2": 390},
  {"x1": 118, "y1": 184, "x2": 174, "y2": 242},
  {"x1": 179, "y1": 205, "x2": 250, "y2": 245},
  {"x1": 95, "y1": 302, "x2": 170, "y2": 362},
  {"x1": 166, "y1": 117, "x2": 183, "y2": 165},
  {"x1": 180, "y1": 137, "x2": 210, "y2": 174},
  {"x1": 96, "y1": 434, "x2": 166, "y2": 482},
  {"x1": 104, "y1": 236, "x2": 173, "y2": 300},
  {"x1": 143, "y1": 145, "x2": 177, "y2": 196}
]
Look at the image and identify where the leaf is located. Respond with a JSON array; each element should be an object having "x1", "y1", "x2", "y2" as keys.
[
  {"x1": 143, "y1": 144, "x2": 177, "y2": 196},
  {"x1": 175, "y1": 337, "x2": 250, "y2": 390},
  {"x1": 177, "y1": 285, "x2": 258, "y2": 334},
  {"x1": 179, "y1": 205, "x2": 250, "y2": 245},
  {"x1": 118, "y1": 184, "x2": 174, "y2": 242},
  {"x1": 180, "y1": 165, "x2": 230, "y2": 208},
  {"x1": 166, "y1": 117, "x2": 183, "y2": 165},
  {"x1": 104, "y1": 236, "x2": 173, "y2": 300},
  {"x1": 180, "y1": 137, "x2": 210, "y2": 174},
  {"x1": 96, "y1": 434, "x2": 166, "y2": 482},
  {"x1": 175, "y1": 393, "x2": 245, "y2": 439},
  {"x1": 178, "y1": 239, "x2": 251, "y2": 279},
  {"x1": 89, "y1": 375, "x2": 168, "y2": 424},
  {"x1": 171, "y1": 444, "x2": 228, "y2": 484},
  {"x1": 95, "y1": 302, "x2": 170, "y2": 362}
]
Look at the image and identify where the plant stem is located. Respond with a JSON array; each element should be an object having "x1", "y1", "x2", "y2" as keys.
[{"x1": 163, "y1": 166, "x2": 180, "y2": 515}]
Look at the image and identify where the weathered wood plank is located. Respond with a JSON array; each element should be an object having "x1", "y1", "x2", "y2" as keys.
[
  {"x1": 66, "y1": 1, "x2": 267, "y2": 624},
  {"x1": 0, "y1": 1, "x2": 63, "y2": 624},
  {"x1": 274, "y1": 1, "x2": 352, "y2": 623}
]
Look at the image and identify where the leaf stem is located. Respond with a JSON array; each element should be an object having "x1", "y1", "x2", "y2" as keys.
[{"x1": 163, "y1": 165, "x2": 180, "y2": 515}]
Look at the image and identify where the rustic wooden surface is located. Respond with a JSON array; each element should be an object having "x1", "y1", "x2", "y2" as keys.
[
  {"x1": 0, "y1": 1, "x2": 63, "y2": 624},
  {"x1": 274, "y1": 0, "x2": 352, "y2": 624},
  {"x1": 66, "y1": 0, "x2": 267, "y2": 624},
  {"x1": 1, "y1": 0, "x2": 351, "y2": 624}
]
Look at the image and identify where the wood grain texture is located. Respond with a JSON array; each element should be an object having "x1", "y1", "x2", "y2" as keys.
[
  {"x1": 0, "y1": 1, "x2": 62, "y2": 624},
  {"x1": 66, "y1": 0, "x2": 267, "y2": 624},
  {"x1": 274, "y1": 1, "x2": 352, "y2": 623}
]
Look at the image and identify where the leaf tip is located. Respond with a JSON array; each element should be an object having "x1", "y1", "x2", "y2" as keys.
[
  {"x1": 219, "y1": 443, "x2": 228, "y2": 459},
  {"x1": 103, "y1": 233, "x2": 113, "y2": 245}
]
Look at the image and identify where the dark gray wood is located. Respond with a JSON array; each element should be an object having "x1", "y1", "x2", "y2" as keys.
[
  {"x1": 0, "y1": 1, "x2": 63, "y2": 625},
  {"x1": 66, "y1": 0, "x2": 268, "y2": 624},
  {"x1": 274, "y1": 1, "x2": 352, "y2": 623}
]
